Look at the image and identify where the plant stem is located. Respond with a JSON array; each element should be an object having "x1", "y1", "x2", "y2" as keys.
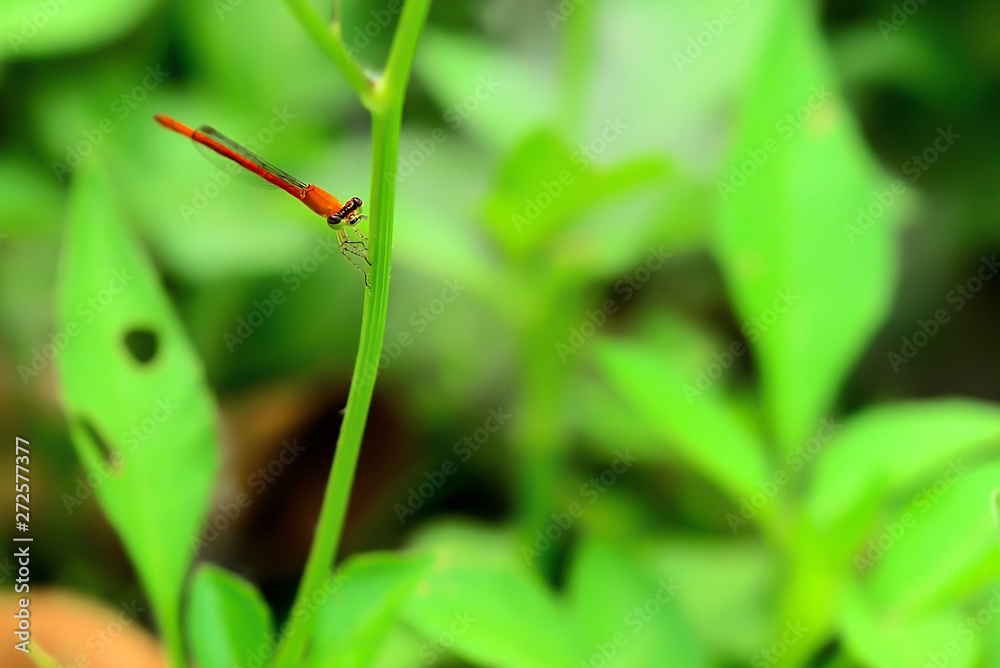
[
  {"x1": 271, "y1": 1, "x2": 432, "y2": 666},
  {"x1": 513, "y1": 289, "x2": 579, "y2": 574}
]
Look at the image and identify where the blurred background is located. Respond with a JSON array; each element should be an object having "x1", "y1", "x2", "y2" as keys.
[{"x1": 2, "y1": 0, "x2": 1000, "y2": 666}]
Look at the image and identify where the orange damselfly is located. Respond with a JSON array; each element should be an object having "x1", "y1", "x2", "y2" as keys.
[{"x1": 154, "y1": 114, "x2": 370, "y2": 286}]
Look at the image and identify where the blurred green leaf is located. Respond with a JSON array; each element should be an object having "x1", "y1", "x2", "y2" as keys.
[
  {"x1": 593, "y1": 332, "x2": 773, "y2": 518},
  {"x1": 714, "y1": 1, "x2": 897, "y2": 452},
  {"x1": 581, "y1": 0, "x2": 776, "y2": 167},
  {"x1": 305, "y1": 552, "x2": 431, "y2": 668},
  {"x1": 177, "y1": 0, "x2": 354, "y2": 112},
  {"x1": 368, "y1": 623, "x2": 428, "y2": 668},
  {"x1": 832, "y1": 27, "x2": 979, "y2": 112},
  {"x1": 416, "y1": 30, "x2": 556, "y2": 153},
  {"x1": 402, "y1": 522, "x2": 578, "y2": 668},
  {"x1": 56, "y1": 161, "x2": 220, "y2": 658},
  {"x1": 567, "y1": 538, "x2": 709, "y2": 667},
  {"x1": 0, "y1": 0, "x2": 157, "y2": 60},
  {"x1": 839, "y1": 583, "x2": 980, "y2": 668},
  {"x1": 644, "y1": 538, "x2": 776, "y2": 662},
  {"x1": 483, "y1": 128, "x2": 670, "y2": 264},
  {"x1": 864, "y1": 460, "x2": 1000, "y2": 613},
  {"x1": 188, "y1": 565, "x2": 274, "y2": 668},
  {"x1": 805, "y1": 400, "x2": 1000, "y2": 537},
  {"x1": 0, "y1": 153, "x2": 62, "y2": 238}
]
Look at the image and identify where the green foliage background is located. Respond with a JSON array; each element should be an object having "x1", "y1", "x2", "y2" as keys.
[{"x1": 2, "y1": 0, "x2": 1000, "y2": 666}]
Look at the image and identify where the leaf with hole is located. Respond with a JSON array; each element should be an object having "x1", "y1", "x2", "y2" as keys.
[{"x1": 56, "y1": 161, "x2": 221, "y2": 662}]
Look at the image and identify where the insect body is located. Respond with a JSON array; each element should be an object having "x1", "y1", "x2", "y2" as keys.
[{"x1": 154, "y1": 114, "x2": 371, "y2": 286}]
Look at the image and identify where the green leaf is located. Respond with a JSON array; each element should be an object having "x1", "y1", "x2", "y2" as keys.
[
  {"x1": 368, "y1": 624, "x2": 428, "y2": 668},
  {"x1": 0, "y1": 0, "x2": 158, "y2": 60},
  {"x1": 839, "y1": 583, "x2": 980, "y2": 668},
  {"x1": 643, "y1": 538, "x2": 776, "y2": 662},
  {"x1": 188, "y1": 565, "x2": 274, "y2": 668},
  {"x1": 864, "y1": 460, "x2": 1000, "y2": 613},
  {"x1": 401, "y1": 522, "x2": 578, "y2": 668},
  {"x1": 805, "y1": 400, "x2": 1000, "y2": 538},
  {"x1": 56, "y1": 161, "x2": 220, "y2": 662},
  {"x1": 482, "y1": 128, "x2": 671, "y2": 264},
  {"x1": 714, "y1": 1, "x2": 898, "y2": 452},
  {"x1": 592, "y1": 330, "x2": 773, "y2": 517},
  {"x1": 305, "y1": 552, "x2": 431, "y2": 668},
  {"x1": 0, "y1": 152, "x2": 62, "y2": 239},
  {"x1": 567, "y1": 539, "x2": 709, "y2": 668}
]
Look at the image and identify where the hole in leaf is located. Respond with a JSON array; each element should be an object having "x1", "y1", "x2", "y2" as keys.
[
  {"x1": 124, "y1": 328, "x2": 158, "y2": 364},
  {"x1": 79, "y1": 418, "x2": 118, "y2": 470}
]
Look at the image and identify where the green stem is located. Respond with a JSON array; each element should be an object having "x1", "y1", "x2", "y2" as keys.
[
  {"x1": 271, "y1": 1, "x2": 432, "y2": 666},
  {"x1": 512, "y1": 287, "x2": 581, "y2": 574}
]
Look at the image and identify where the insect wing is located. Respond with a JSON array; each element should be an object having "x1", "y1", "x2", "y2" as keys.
[{"x1": 197, "y1": 124, "x2": 310, "y2": 194}]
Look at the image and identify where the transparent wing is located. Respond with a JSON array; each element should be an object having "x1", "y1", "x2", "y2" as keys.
[
  {"x1": 197, "y1": 124, "x2": 311, "y2": 193},
  {"x1": 193, "y1": 140, "x2": 277, "y2": 190}
]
